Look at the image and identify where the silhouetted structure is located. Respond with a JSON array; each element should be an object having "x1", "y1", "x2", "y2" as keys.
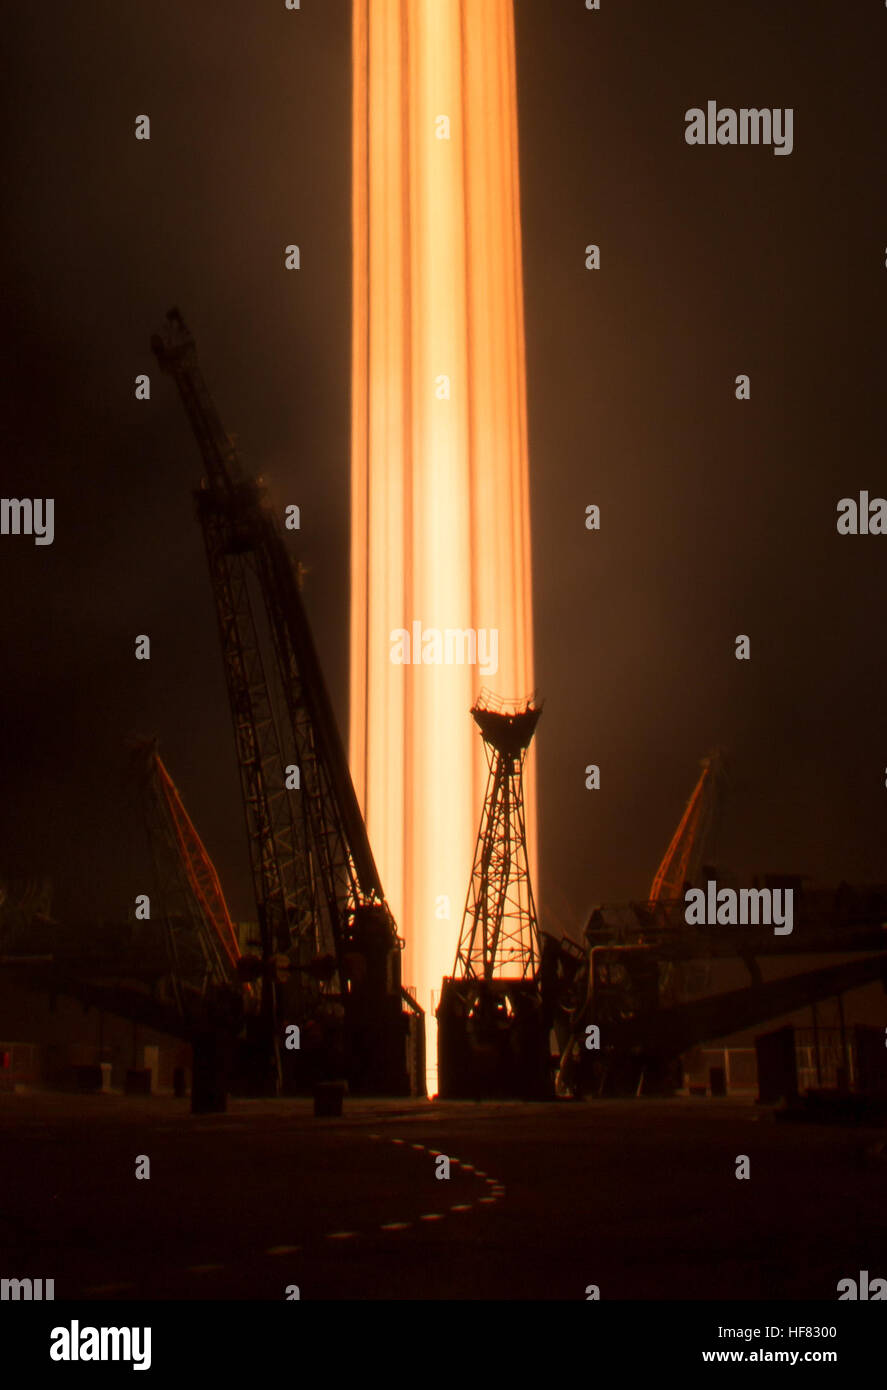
[
  {"x1": 152, "y1": 310, "x2": 423, "y2": 1097},
  {"x1": 438, "y1": 693, "x2": 550, "y2": 1099},
  {"x1": 649, "y1": 750, "x2": 726, "y2": 903}
]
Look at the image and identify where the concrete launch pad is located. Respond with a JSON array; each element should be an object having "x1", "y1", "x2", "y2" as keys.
[{"x1": 1, "y1": 1092, "x2": 882, "y2": 1301}]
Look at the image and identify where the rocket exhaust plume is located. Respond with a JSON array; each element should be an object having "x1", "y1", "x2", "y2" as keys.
[{"x1": 350, "y1": 0, "x2": 535, "y2": 1088}]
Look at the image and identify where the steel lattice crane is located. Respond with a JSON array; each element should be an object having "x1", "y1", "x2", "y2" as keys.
[
  {"x1": 132, "y1": 738, "x2": 242, "y2": 999},
  {"x1": 649, "y1": 750, "x2": 726, "y2": 904},
  {"x1": 131, "y1": 737, "x2": 246, "y2": 1109},
  {"x1": 438, "y1": 693, "x2": 550, "y2": 1099},
  {"x1": 152, "y1": 309, "x2": 423, "y2": 1096},
  {"x1": 552, "y1": 750, "x2": 726, "y2": 1096}
]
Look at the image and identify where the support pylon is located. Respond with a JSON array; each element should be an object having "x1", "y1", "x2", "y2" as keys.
[
  {"x1": 437, "y1": 693, "x2": 551, "y2": 1100},
  {"x1": 454, "y1": 693, "x2": 542, "y2": 981}
]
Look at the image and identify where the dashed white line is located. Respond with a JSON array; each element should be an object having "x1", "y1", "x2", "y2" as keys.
[{"x1": 327, "y1": 1134, "x2": 508, "y2": 1241}]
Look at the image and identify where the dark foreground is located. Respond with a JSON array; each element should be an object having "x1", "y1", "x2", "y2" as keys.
[{"x1": 0, "y1": 1091, "x2": 883, "y2": 1301}]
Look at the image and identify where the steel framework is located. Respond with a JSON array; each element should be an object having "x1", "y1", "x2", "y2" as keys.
[
  {"x1": 649, "y1": 749, "x2": 726, "y2": 903},
  {"x1": 151, "y1": 309, "x2": 421, "y2": 1095},
  {"x1": 453, "y1": 692, "x2": 542, "y2": 982},
  {"x1": 132, "y1": 739, "x2": 241, "y2": 1002},
  {"x1": 438, "y1": 694, "x2": 549, "y2": 1099}
]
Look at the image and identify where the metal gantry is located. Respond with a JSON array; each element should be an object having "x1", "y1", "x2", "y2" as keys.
[
  {"x1": 453, "y1": 692, "x2": 542, "y2": 982},
  {"x1": 649, "y1": 749, "x2": 726, "y2": 904},
  {"x1": 438, "y1": 693, "x2": 550, "y2": 1099},
  {"x1": 132, "y1": 738, "x2": 242, "y2": 999},
  {"x1": 152, "y1": 309, "x2": 422, "y2": 1095}
]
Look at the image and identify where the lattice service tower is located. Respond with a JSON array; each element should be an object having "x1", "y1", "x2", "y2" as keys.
[{"x1": 437, "y1": 693, "x2": 550, "y2": 1099}]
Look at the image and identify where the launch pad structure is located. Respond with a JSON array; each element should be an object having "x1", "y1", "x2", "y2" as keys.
[
  {"x1": 151, "y1": 309, "x2": 424, "y2": 1102},
  {"x1": 3, "y1": 323, "x2": 887, "y2": 1109},
  {"x1": 438, "y1": 693, "x2": 551, "y2": 1100},
  {"x1": 547, "y1": 755, "x2": 887, "y2": 1101}
]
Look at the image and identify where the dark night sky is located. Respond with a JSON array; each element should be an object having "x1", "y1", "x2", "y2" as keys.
[{"x1": 2, "y1": 1, "x2": 886, "y2": 939}]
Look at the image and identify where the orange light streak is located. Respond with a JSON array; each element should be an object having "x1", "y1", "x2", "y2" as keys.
[{"x1": 351, "y1": 0, "x2": 535, "y2": 1088}]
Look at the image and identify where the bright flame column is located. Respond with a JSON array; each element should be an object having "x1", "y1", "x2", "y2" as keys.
[{"x1": 350, "y1": 0, "x2": 536, "y2": 1081}]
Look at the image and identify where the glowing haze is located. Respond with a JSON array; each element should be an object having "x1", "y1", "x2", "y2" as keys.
[{"x1": 350, "y1": 0, "x2": 536, "y2": 1086}]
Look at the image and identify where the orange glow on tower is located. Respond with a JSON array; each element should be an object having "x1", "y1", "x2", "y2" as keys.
[{"x1": 350, "y1": 0, "x2": 535, "y2": 1087}]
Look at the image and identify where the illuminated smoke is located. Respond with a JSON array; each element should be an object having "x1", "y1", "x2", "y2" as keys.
[{"x1": 350, "y1": 0, "x2": 536, "y2": 1087}]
